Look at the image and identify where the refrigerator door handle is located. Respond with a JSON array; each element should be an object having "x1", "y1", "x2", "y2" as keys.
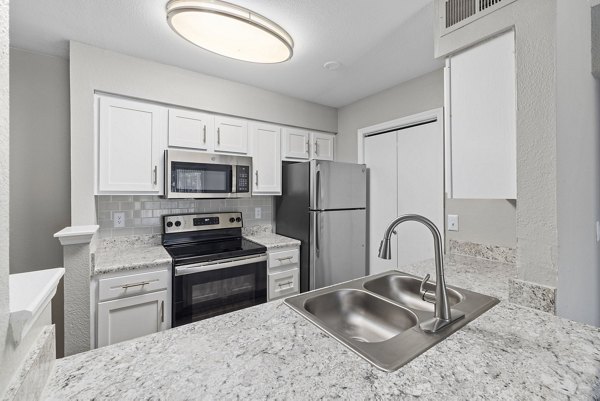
[
  {"x1": 316, "y1": 163, "x2": 321, "y2": 210},
  {"x1": 316, "y1": 212, "x2": 320, "y2": 255}
]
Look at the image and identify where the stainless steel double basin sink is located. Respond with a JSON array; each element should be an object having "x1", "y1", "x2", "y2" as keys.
[{"x1": 285, "y1": 271, "x2": 499, "y2": 372}]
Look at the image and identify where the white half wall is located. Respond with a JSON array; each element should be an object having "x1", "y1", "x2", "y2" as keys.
[
  {"x1": 70, "y1": 42, "x2": 338, "y2": 225},
  {"x1": 556, "y1": 0, "x2": 600, "y2": 326}
]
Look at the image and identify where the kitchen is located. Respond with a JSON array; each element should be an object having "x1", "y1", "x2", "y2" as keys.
[{"x1": 2, "y1": 0, "x2": 600, "y2": 399}]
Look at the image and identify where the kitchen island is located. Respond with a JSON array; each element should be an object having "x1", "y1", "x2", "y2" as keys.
[{"x1": 43, "y1": 255, "x2": 600, "y2": 400}]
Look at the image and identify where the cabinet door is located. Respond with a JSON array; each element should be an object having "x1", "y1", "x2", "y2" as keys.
[
  {"x1": 98, "y1": 96, "x2": 166, "y2": 194},
  {"x1": 97, "y1": 290, "x2": 168, "y2": 348},
  {"x1": 310, "y1": 132, "x2": 335, "y2": 161},
  {"x1": 168, "y1": 108, "x2": 214, "y2": 151},
  {"x1": 282, "y1": 128, "x2": 310, "y2": 160},
  {"x1": 446, "y1": 30, "x2": 516, "y2": 199},
  {"x1": 214, "y1": 116, "x2": 249, "y2": 154},
  {"x1": 251, "y1": 123, "x2": 282, "y2": 195}
]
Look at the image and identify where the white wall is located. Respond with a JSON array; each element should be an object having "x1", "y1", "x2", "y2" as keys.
[
  {"x1": 70, "y1": 42, "x2": 338, "y2": 225},
  {"x1": 436, "y1": 0, "x2": 558, "y2": 287},
  {"x1": 556, "y1": 0, "x2": 600, "y2": 326},
  {"x1": 0, "y1": 0, "x2": 10, "y2": 395},
  {"x1": 338, "y1": 69, "x2": 517, "y2": 249},
  {"x1": 10, "y1": 48, "x2": 70, "y2": 356}
]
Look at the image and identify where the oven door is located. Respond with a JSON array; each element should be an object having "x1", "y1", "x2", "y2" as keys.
[{"x1": 172, "y1": 254, "x2": 267, "y2": 327}]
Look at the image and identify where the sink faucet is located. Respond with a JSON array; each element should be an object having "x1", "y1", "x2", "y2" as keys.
[{"x1": 378, "y1": 214, "x2": 464, "y2": 333}]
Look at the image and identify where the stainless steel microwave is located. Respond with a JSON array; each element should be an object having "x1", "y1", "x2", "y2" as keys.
[{"x1": 164, "y1": 150, "x2": 252, "y2": 199}]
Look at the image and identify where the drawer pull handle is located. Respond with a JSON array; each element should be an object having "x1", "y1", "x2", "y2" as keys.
[
  {"x1": 277, "y1": 256, "x2": 293, "y2": 262},
  {"x1": 121, "y1": 281, "x2": 150, "y2": 289},
  {"x1": 278, "y1": 281, "x2": 293, "y2": 289}
]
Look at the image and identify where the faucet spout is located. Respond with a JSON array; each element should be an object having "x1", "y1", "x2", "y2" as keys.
[{"x1": 377, "y1": 214, "x2": 464, "y2": 333}]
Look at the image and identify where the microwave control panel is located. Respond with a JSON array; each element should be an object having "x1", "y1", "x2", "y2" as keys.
[{"x1": 236, "y1": 166, "x2": 250, "y2": 193}]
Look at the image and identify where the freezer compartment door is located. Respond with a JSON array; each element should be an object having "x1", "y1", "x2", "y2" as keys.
[
  {"x1": 310, "y1": 209, "x2": 367, "y2": 290},
  {"x1": 310, "y1": 160, "x2": 366, "y2": 210}
]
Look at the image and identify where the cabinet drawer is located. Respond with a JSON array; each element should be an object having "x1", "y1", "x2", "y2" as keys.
[
  {"x1": 98, "y1": 270, "x2": 169, "y2": 302},
  {"x1": 268, "y1": 268, "x2": 299, "y2": 301},
  {"x1": 268, "y1": 249, "x2": 299, "y2": 269}
]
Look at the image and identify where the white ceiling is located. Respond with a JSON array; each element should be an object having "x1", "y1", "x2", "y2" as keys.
[{"x1": 9, "y1": 0, "x2": 443, "y2": 108}]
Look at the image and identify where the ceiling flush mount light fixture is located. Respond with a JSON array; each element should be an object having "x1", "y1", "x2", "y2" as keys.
[{"x1": 166, "y1": 0, "x2": 294, "y2": 63}]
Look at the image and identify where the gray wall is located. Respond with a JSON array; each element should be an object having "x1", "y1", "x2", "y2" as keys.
[
  {"x1": 0, "y1": 0, "x2": 10, "y2": 394},
  {"x1": 70, "y1": 42, "x2": 338, "y2": 226},
  {"x1": 9, "y1": 48, "x2": 70, "y2": 356},
  {"x1": 435, "y1": 0, "x2": 558, "y2": 287},
  {"x1": 556, "y1": 0, "x2": 600, "y2": 326},
  {"x1": 338, "y1": 69, "x2": 517, "y2": 249}
]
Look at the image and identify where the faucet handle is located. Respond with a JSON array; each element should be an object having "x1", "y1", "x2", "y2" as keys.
[{"x1": 419, "y1": 274, "x2": 436, "y2": 304}]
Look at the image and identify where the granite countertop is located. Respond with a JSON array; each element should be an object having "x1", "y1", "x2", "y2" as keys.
[
  {"x1": 244, "y1": 232, "x2": 301, "y2": 250},
  {"x1": 92, "y1": 235, "x2": 172, "y2": 276},
  {"x1": 44, "y1": 254, "x2": 600, "y2": 400},
  {"x1": 242, "y1": 224, "x2": 301, "y2": 250}
]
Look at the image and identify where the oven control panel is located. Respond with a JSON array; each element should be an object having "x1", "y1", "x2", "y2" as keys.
[{"x1": 163, "y1": 212, "x2": 243, "y2": 234}]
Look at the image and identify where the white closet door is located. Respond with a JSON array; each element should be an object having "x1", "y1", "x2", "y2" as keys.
[
  {"x1": 365, "y1": 118, "x2": 444, "y2": 273},
  {"x1": 365, "y1": 132, "x2": 398, "y2": 275},
  {"x1": 396, "y1": 121, "x2": 444, "y2": 267}
]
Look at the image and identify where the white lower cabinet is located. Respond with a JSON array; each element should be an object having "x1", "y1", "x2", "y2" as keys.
[
  {"x1": 267, "y1": 247, "x2": 300, "y2": 301},
  {"x1": 97, "y1": 290, "x2": 168, "y2": 347},
  {"x1": 95, "y1": 269, "x2": 171, "y2": 348}
]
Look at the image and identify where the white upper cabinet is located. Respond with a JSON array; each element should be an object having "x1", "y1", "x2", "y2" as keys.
[
  {"x1": 168, "y1": 108, "x2": 214, "y2": 151},
  {"x1": 282, "y1": 128, "x2": 310, "y2": 160},
  {"x1": 445, "y1": 30, "x2": 517, "y2": 199},
  {"x1": 310, "y1": 132, "x2": 335, "y2": 161},
  {"x1": 214, "y1": 116, "x2": 249, "y2": 154},
  {"x1": 251, "y1": 123, "x2": 282, "y2": 195},
  {"x1": 97, "y1": 95, "x2": 167, "y2": 194}
]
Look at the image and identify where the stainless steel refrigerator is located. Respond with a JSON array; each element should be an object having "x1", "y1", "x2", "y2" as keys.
[{"x1": 276, "y1": 160, "x2": 367, "y2": 292}]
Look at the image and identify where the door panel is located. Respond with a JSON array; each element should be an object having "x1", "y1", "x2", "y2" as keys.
[
  {"x1": 310, "y1": 160, "x2": 366, "y2": 210},
  {"x1": 214, "y1": 116, "x2": 248, "y2": 154},
  {"x1": 283, "y1": 128, "x2": 310, "y2": 160},
  {"x1": 396, "y1": 121, "x2": 444, "y2": 266},
  {"x1": 310, "y1": 209, "x2": 366, "y2": 289},
  {"x1": 251, "y1": 123, "x2": 282, "y2": 195},
  {"x1": 168, "y1": 108, "x2": 214, "y2": 151},
  {"x1": 364, "y1": 132, "x2": 398, "y2": 274},
  {"x1": 311, "y1": 132, "x2": 335, "y2": 161}
]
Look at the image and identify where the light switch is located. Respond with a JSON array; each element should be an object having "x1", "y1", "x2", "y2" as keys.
[{"x1": 448, "y1": 215, "x2": 459, "y2": 232}]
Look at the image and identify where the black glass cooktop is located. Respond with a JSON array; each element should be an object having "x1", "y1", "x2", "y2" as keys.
[{"x1": 165, "y1": 237, "x2": 266, "y2": 266}]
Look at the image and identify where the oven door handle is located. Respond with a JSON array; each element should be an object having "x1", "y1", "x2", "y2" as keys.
[{"x1": 174, "y1": 254, "x2": 267, "y2": 276}]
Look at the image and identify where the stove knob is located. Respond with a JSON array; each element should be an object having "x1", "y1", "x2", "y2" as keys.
[
  {"x1": 166, "y1": 221, "x2": 173, "y2": 228},
  {"x1": 236, "y1": 217, "x2": 242, "y2": 223},
  {"x1": 229, "y1": 217, "x2": 235, "y2": 223},
  {"x1": 175, "y1": 221, "x2": 182, "y2": 227}
]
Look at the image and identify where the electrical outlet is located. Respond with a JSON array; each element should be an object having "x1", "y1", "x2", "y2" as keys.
[
  {"x1": 448, "y1": 215, "x2": 459, "y2": 232},
  {"x1": 114, "y1": 212, "x2": 125, "y2": 228},
  {"x1": 255, "y1": 207, "x2": 262, "y2": 219}
]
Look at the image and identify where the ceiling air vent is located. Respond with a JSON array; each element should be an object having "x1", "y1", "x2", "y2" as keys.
[{"x1": 441, "y1": 0, "x2": 517, "y2": 35}]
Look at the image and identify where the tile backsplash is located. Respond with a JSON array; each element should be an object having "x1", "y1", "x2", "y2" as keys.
[{"x1": 96, "y1": 195, "x2": 274, "y2": 238}]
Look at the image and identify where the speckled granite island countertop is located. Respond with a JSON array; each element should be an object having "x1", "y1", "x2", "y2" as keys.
[
  {"x1": 92, "y1": 235, "x2": 172, "y2": 275},
  {"x1": 45, "y1": 255, "x2": 600, "y2": 400}
]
